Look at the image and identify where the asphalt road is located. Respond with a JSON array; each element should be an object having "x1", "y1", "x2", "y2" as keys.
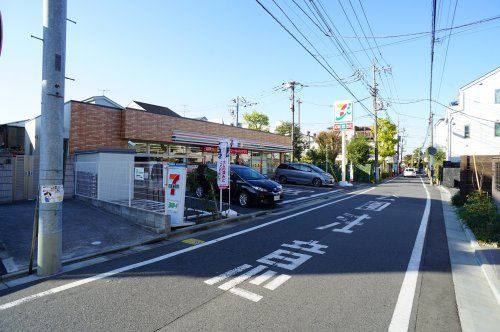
[{"x1": 0, "y1": 176, "x2": 460, "y2": 331}]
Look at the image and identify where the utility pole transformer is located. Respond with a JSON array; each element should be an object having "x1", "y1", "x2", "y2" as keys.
[{"x1": 38, "y1": 0, "x2": 67, "y2": 276}]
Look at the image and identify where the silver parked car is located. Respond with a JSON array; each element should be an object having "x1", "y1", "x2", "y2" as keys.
[{"x1": 274, "y1": 163, "x2": 334, "y2": 187}]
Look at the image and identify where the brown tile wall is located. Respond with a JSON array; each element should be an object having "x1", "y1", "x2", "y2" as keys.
[
  {"x1": 69, "y1": 102, "x2": 127, "y2": 154},
  {"x1": 69, "y1": 103, "x2": 291, "y2": 153},
  {"x1": 122, "y1": 108, "x2": 291, "y2": 146}
]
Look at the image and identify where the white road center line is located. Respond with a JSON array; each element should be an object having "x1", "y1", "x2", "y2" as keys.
[
  {"x1": 264, "y1": 274, "x2": 292, "y2": 290},
  {"x1": 204, "y1": 264, "x2": 252, "y2": 285},
  {"x1": 389, "y1": 177, "x2": 431, "y2": 332},
  {"x1": 0, "y1": 186, "x2": 375, "y2": 311}
]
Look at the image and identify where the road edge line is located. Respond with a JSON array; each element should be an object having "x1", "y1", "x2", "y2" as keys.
[{"x1": 388, "y1": 176, "x2": 431, "y2": 332}]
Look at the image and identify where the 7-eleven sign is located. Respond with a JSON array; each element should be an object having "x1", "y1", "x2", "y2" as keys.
[{"x1": 165, "y1": 166, "x2": 187, "y2": 226}]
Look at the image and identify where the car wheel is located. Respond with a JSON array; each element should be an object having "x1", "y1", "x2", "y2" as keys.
[
  {"x1": 279, "y1": 175, "x2": 287, "y2": 184},
  {"x1": 312, "y1": 178, "x2": 322, "y2": 187},
  {"x1": 195, "y1": 186, "x2": 204, "y2": 198},
  {"x1": 238, "y1": 191, "x2": 250, "y2": 207}
]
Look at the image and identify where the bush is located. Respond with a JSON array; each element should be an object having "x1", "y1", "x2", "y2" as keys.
[
  {"x1": 458, "y1": 191, "x2": 500, "y2": 244},
  {"x1": 451, "y1": 192, "x2": 464, "y2": 207}
]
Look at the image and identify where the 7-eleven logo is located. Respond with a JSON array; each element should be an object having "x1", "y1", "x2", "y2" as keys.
[{"x1": 168, "y1": 173, "x2": 180, "y2": 195}]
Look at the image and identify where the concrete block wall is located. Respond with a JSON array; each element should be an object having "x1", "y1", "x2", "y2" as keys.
[{"x1": 0, "y1": 157, "x2": 13, "y2": 204}]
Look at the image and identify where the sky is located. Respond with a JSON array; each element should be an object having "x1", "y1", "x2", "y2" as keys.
[{"x1": 0, "y1": 0, "x2": 499, "y2": 153}]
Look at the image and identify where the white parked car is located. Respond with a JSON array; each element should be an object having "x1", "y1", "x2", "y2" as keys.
[{"x1": 403, "y1": 167, "x2": 417, "y2": 177}]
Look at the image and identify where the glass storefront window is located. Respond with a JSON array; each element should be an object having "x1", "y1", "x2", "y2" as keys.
[
  {"x1": 251, "y1": 151, "x2": 262, "y2": 173},
  {"x1": 170, "y1": 145, "x2": 186, "y2": 155}
]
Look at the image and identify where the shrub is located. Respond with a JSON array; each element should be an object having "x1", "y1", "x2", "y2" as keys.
[
  {"x1": 451, "y1": 192, "x2": 464, "y2": 207},
  {"x1": 458, "y1": 191, "x2": 500, "y2": 244}
]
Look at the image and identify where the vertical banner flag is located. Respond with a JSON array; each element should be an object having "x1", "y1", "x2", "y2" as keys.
[
  {"x1": 165, "y1": 166, "x2": 187, "y2": 226},
  {"x1": 217, "y1": 140, "x2": 230, "y2": 189}
]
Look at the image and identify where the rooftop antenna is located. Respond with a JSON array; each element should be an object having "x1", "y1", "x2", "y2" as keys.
[{"x1": 98, "y1": 89, "x2": 110, "y2": 96}]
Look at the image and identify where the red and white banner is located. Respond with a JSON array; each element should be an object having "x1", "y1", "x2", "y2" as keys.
[{"x1": 203, "y1": 146, "x2": 248, "y2": 155}]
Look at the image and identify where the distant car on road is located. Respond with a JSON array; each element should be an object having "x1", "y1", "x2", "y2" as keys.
[
  {"x1": 193, "y1": 164, "x2": 283, "y2": 207},
  {"x1": 274, "y1": 163, "x2": 334, "y2": 187},
  {"x1": 403, "y1": 167, "x2": 417, "y2": 177}
]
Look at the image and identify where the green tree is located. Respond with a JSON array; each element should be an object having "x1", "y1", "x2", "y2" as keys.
[
  {"x1": 243, "y1": 111, "x2": 270, "y2": 131},
  {"x1": 275, "y1": 121, "x2": 304, "y2": 161},
  {"x1": 346, "y1": 136, "x2": 370, "y2": 165},
  {"x1": 412, "y1": 148, "x2": 422, "y2": 167},
  {"x1": 425, "y1": 147, "x2": 446, "y2": 168},
  {"x1": 377, "y1": 118, "x2": 398, "y2": 159},
  {"x1": 403, "y1": 154, "x2": 412, "y2": 166}
]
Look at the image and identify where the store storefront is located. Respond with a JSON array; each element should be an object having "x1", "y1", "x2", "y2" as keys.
[{"x1": 67, "y1": 100, "x2": 292, "y2": 176}]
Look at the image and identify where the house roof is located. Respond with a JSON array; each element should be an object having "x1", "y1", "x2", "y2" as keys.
[
  {"x1": 128, "y1": 101, "x2": 181, "y2": 117},
  {"x1": 81, "y1": 95, "x2": 123, "y2": 109},
  {"x1": 460, "y1": 66, "x2": 500, "y2": 91}
]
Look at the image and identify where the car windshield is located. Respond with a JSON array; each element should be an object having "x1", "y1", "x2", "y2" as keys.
[
  {"x1": 406, "y1": 168, "x2": 414, "y2": 171},
  {"x1": 233, "y1": 167, "x2": 266, "y2": 180},
  {"x1": 307, "y1": 164, "x2": 325, "y2": 173}
]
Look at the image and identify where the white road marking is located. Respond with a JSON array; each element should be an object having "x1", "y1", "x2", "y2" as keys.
[
  {"x1": 257, "y1": 249, "x2": 312, "y2": 271},
  {"x1": 264, "y1": 274, "x2": 292, "y2": 290},
  {"x1": 0, "y1": 186, "x2": 374, "y2": 311},
  {"x1": 250, "y1": 270, "x2": 277, "y2": 285},
  {"x1": 389, "y1": 176, "x2": 431, "y2": 332},
  {"x1": 316, "y1": 222, "x2": 340, "y2": 230},
  {"x1": 281, "y1": 240, "x2": 327, "y2": 254},
  {"x1": 278, "y1": 189, "x2": 343, "y2": 205},
  {"x1": 204, "y1": 264, "x2": 252, "y2": 285},
  {"x1": 218, "y1": 265, "x2": 267, "y2": 291},
  {"x1": 229, "y1": 287, "x2": 263, "y2": 302},
  {"x1": 355, "y1": 201, "x2": 391, "y2": 212},
  {"x1": 332, "y1": 214, "x2": 371, "y2": 234}
]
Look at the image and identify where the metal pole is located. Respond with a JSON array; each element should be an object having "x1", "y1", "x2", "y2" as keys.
[
  {"x1": 341, "y1": 132, "x2": 346, "y2": 182},
  {"x1": 235, "y1": 97, "x2": 239, "y2": 127},
  {"x1": 290, "y1": 83, "x2": 295, "y2": 162},
  {"x1": 37, "y1": 0, "x2": 66, "y2": 276},
  {"x1": 372, "y1": 62, "x2": 379, "y2": 182}
]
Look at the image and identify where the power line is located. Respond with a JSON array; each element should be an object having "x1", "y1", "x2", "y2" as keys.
[
  {"x1": 436, "y1": 0, "x2": 459, "y2": 100},
  {"x1": 254, "y1": 0, "x2": 375, "y2": 118},
  {"x1": 341, "y1": 14, "x2": 500, "y2": 39}
]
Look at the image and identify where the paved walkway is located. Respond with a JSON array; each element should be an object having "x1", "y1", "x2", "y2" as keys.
[
  {"x1": 0, "y1": 199, "x2": 158, "y2": 276},
  {"x1": 440, "y1": 187, "x2": 500, "y2": 331}
]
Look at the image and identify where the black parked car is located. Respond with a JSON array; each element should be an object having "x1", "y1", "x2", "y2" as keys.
[{"x1": 193, "y1": 164, "x2": 283, "y2": 207}]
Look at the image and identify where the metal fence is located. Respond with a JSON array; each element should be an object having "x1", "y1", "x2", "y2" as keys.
[{"x1": 74, "y1": 161, "x2": 219, "y2": 222}]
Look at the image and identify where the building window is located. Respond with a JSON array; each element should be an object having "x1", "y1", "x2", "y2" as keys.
[
  {"x1": 495, "y1": 122, "x2": 500, "y2": 137},
  {"x1": 495, "y1": 89, "x2": 500, "y2": 104},
  {"x1": 464, "y1": 125, "x2": 470, "y2": 138}
]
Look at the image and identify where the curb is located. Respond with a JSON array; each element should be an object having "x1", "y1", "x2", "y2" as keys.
[
  {"x1": 440, "y1": 186, "x2": 500, "y2": 304},
  {"x1": 0, "y1": 210, "x2": 271, "y2": 283}
]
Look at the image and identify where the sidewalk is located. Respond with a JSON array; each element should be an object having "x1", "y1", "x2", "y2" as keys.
[
  {"x1": 439, "y1": 187, "x2": 500, "y2": 331},
  {"x1": 0, "y1": 199, "x2": 159, "y2": 276}
]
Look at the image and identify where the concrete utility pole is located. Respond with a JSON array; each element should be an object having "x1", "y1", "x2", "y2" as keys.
[
  {"x1": 230, "y1": 96, "x2": 256, "y2": 127},
  {"x1": 282, "y1": 81, "x2": 303, "y2": 161},
  {"x1": 37, "y1": 0, "x2": 67, "y2": 276},
  {"x1": 297, "y1": 98, "x2": 302, "y2": 132},
  {"x1": 371, "y1": 61, "x2": 391, "y2": 182},
  {"x1": 372, "y1": 63, "x2": 379, "y2": 182}
]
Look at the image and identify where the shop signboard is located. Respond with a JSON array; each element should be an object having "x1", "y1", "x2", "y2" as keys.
[
  {"x1": 203, "y1": 146, "x2": 248, "y2": 155},
  {"x1": 217, "y1": 140, "x2": 230, "y2": 189},
  {"x1": 165, "y1": 166, "x2": 187, "y2": 226},
  {"x1": 334, "y1": 100, "x2": 354, "y2": 131}
]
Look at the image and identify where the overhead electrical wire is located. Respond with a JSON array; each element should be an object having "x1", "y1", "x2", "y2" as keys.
[
  {"x1": 436, "y1": 0, "x2": 459, "y2": 100},
  {"x1": 254, "y1": 0, "x2": 375, "y2": 118}
]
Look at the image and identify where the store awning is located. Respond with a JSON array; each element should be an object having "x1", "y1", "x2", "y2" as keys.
[{"x1": 171, "y1": 130, "x2": 291, "y2": 153}]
